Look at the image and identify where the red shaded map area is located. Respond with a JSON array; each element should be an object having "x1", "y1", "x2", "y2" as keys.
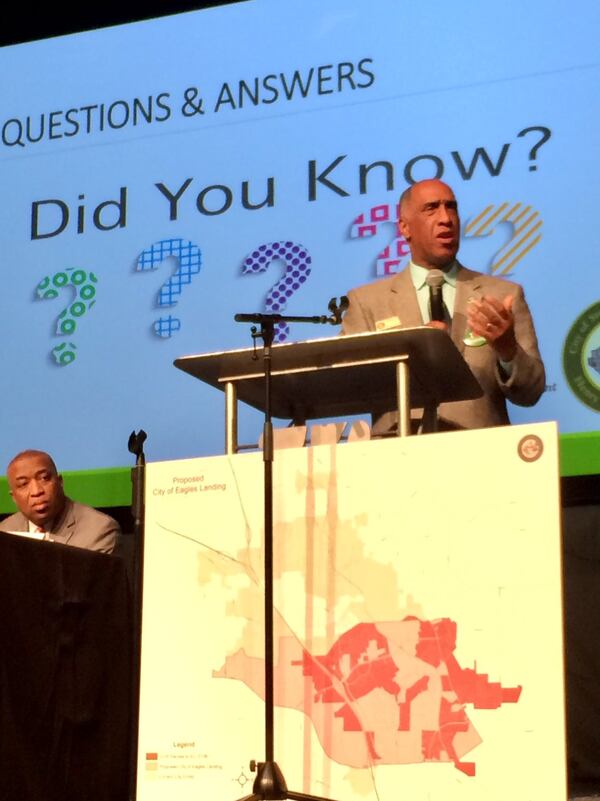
[{"x1": 215, "y1": 617, "x2": 522, "y2": 776}]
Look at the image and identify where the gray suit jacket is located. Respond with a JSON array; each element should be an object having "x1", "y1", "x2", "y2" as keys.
[
  {"x1": 0, "y1": 498, "x2": 120, "y2": 554},
  {"x1": 341, "y1": 264, "x2": 545, "y2": 431}
]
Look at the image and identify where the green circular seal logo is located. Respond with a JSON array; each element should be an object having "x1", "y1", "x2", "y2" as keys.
[{"x1": 563, "y1": 301, "x2": 600, "y2": 411}]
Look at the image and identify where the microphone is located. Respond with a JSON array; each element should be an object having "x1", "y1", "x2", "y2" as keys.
[
  {"x1": 425, "y1": 269, "x2": 445, "y2": 323},
  {"x1": 327, "y1": 295, "x2": 349, "y2": 325}
]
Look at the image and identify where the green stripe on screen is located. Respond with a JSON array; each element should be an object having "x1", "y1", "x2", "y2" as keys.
[{"x1": 0, "y1": 431, "x2": 598, "y2": 513}]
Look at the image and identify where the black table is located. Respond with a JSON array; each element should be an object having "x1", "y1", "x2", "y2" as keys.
[{"x1": 0, "y1": 532, "x2": 131, "y2": 801}]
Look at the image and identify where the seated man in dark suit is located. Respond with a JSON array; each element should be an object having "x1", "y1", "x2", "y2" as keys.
[
  {"x1": 0, "y1": 449, "x2": 120, "y2": 554},
  {"x1": 341, "y1": 178, "x2": 546, "y2": 431}
]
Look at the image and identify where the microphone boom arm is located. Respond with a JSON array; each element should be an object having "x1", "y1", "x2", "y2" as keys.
[{"x1": 234, "y1": 297, "x2": 349, "y2": 328}]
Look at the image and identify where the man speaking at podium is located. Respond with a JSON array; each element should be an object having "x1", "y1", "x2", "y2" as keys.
[
  {"x1": 341, "y1": 179, "x2": 545, "y2": 431},
  {"x1": 0, "y1": 449, "x2": 120, "y2": 554}
]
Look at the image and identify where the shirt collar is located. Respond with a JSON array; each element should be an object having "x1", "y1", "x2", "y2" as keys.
[
  {"x1": 28, "y1": 518, "x2": 51, "y2": 534},
  {"x1": 409, "y1": 260, "x2": 458, "y2": 290}
]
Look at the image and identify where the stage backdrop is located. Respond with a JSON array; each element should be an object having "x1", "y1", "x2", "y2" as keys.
[
  {"x1": 0, "y1": 0, "x2": 599, "y2": 475},
  {"x1": 137, "y1": 422, "x2": 565, "y2": 801}
]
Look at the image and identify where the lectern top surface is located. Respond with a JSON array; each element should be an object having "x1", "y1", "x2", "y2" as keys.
[{"x1": 174, "y1": 327, "x2": 482, "y2": 421}]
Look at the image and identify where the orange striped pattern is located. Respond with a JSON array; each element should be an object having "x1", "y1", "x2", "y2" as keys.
[{"x1": 464, "y1": 202, "x2": 542, "y2": 275}]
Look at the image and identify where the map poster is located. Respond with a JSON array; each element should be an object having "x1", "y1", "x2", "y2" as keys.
[{"x1": 137, "y1": 421, "x2": 565, "y2": 801}]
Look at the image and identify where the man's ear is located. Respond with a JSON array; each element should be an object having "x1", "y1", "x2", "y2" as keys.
[{"x1": 398, "y1": 216, "x2": 410, "y2": 241}]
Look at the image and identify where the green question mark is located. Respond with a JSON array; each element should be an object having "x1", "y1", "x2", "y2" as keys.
[{"x1": 36, "y1": 268, "x2": 98, "y2": 366}]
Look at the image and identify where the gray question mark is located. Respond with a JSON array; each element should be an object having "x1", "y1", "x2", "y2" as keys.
[{"x1": 517, "y1": 126, "x2": 551, "y2": 171}]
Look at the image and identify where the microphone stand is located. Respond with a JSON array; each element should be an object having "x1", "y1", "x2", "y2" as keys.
[
  {"x1": 128, "y1": 429, "x2": 147, "y2": 801},
  {"x1": 234, "y1": 299, "x2": 347, "y2": 801}
]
